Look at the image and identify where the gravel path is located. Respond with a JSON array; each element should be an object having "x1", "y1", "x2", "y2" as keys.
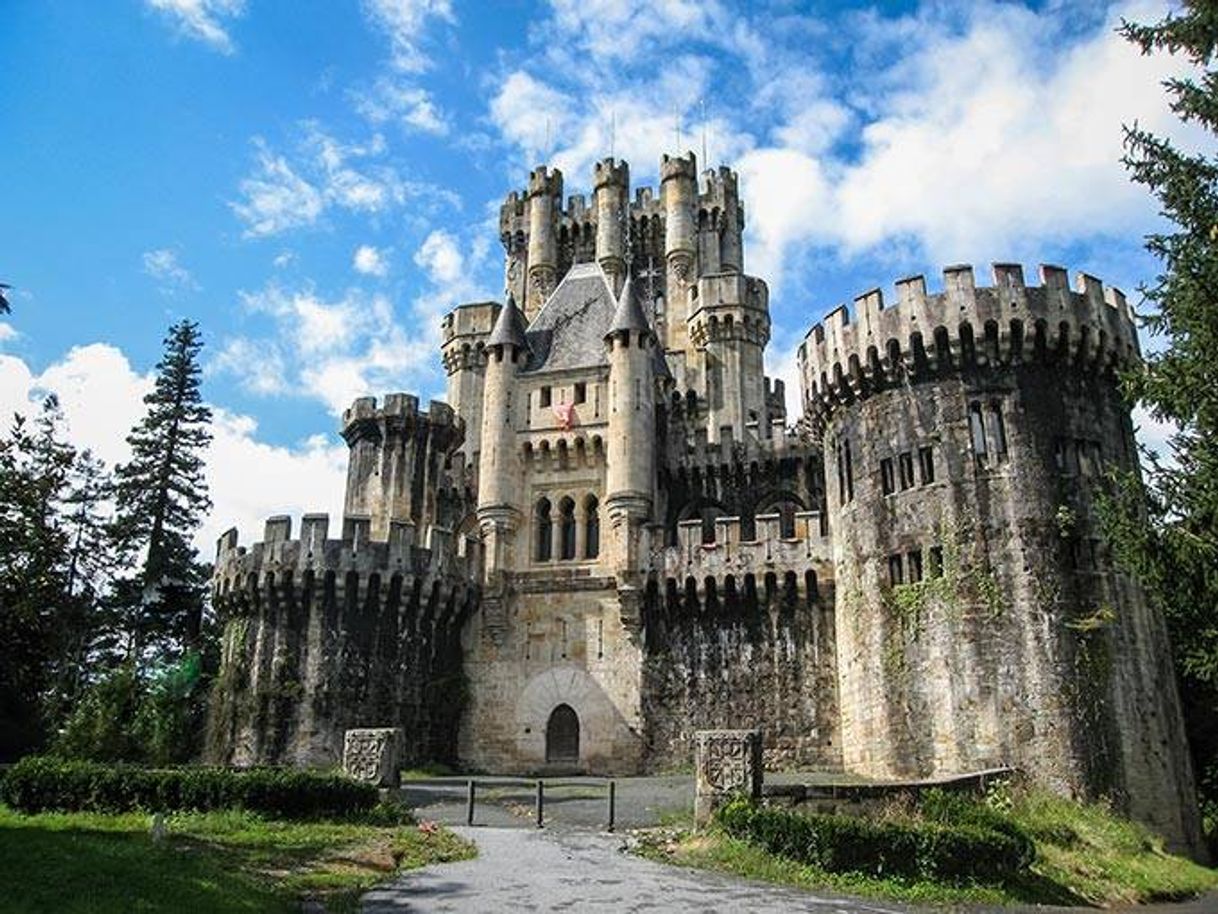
[{"x1": 361, "y1": 826, "x2": 914, "y2": 913}]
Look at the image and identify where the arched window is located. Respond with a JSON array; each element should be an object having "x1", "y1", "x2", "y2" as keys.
[
  {"x1": 535, "y1": 498, "x2": 552, "y2": 561},
  {"x1": 559, "y1": 496, "x2": 576, "y2": 560},
  {"x1": 584, "y1": 495, "x2": 600, "y2": 559}
]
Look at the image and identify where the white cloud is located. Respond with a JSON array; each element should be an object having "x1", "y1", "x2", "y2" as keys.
[
  {"x1": 231, "y1": 125, "x2": 448, "y2": 238},
  {"x1": 414, "y1": 230, "x2": 463, "y2": 284},
  {"x1": 218, "y1": 282, "x2": 439, "y2": 414},
  {"x1": 353, "y1": 79, "x2": 449, "y2": 135},
  {"x1": 142, "y1": 248, "x2": 199, "y2": 293},
  {"x1": 272, "y1": 250, "x2": 296, "y2": 269},
  {"x1": 0, "y1": 323, "x2": 17, "y2": 344},
  {"x1": 361, "y1": 0, "x2": 455, "y2": 72},
  {"x1": 146, "y1": 0, "x2": 245, "y2": 54},
  {"x1": 0, "y1": 342, "x2": 347, "y2": 552},
  {"x1": 353, "y1": 244, "x2": 390, "y2": 277},
  {"x1": 232, "y1": 141, "x2": 326, "y2": 237}
]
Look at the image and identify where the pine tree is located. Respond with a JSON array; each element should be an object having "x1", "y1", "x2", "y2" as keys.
[
  {"x1": 111, "y1": 319, "x2": 213, "y2": 664},
  {"x1": 1112, "y1": 3, "x2": 1218, "y2": 852}
]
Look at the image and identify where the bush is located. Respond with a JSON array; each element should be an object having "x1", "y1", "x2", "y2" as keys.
[
  {"x1": 716, "y1": 798, "x2": 1032, "y2": 885},
  {"x1": 0, "y1": 756, "x2": 377, "y2": 819}
]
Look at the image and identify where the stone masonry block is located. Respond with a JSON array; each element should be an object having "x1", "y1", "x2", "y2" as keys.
[
  {"x1": 694, "y1": 729, "x2": 762, "y2": 826},
  {"x1": 343, "y1": 728, "x2": 403, "y2": 788}
]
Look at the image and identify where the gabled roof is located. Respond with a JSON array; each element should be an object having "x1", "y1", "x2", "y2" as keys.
[{"x1": 523, "y1": 263, "x2": 619, "y2": 372}]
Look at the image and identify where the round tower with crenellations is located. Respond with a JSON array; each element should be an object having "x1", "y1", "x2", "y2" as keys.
[{"x1": 798, "y1": 261, "x2": 1200, "y2": 852}]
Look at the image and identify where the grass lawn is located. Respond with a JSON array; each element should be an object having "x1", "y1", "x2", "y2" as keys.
[
  {"x1": 0, "y1": 804, "x2": 474, "y2": 914},
  {"x1": 635, "y1": 788, "x2": 1218, "y2": 908}
]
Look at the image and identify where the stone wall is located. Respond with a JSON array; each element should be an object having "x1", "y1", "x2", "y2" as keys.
[
  {"x1": 640, "y1": 571, "x2": 841, "y2": 772},
  {"x1": 205, "y1": 515, "x2": 476, "y2": 768}
]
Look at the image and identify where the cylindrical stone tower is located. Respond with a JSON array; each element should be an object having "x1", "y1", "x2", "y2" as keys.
[
  {"x1": 604, "y1": 277, "x2": 657, "y2": 576},
  {"x1": 799, "y1": 261, "x2": 1200, "y2": 854},
  {"x1": 477, "y1": 296, "x2": 527, "y2": 577},
  {"x1": 594, "y1": 157, "x2": 629, "y2": 295},
  {"x1": 660, "y1": 152, "x2": 698, "y2": 353},
  {"x1": 525, "y1": 166, "x2": 562, "y2": 320}
]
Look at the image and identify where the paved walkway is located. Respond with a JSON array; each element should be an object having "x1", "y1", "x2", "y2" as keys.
[{"x1": 362, "y1": 826, "x2": 914, "y2": 913}]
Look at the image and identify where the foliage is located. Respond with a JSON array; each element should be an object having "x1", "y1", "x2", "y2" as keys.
[
  {"x1": 646, "y1": 786, "x2": 1216, "y2": 907},
  {"x1": 715, "y1": 797, "x2": 1030, "y2": 885},
  {"x1": 0, "y1": 756, "x2": 378, "y2": 819},
  {"x1": 1107, "y1": 2, "x2": 1218, "y2": 856},
  {"x1": 0, "y1": 804, "x2": 475, "y2": 914},
  {"x1": 0, "y1": 397, "x2": 119, "y2": 760}
]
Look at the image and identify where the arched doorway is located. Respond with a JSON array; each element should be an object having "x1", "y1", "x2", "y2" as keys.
[{"x1": 545, "y1": 704, "x2": 579, "y2": 764}]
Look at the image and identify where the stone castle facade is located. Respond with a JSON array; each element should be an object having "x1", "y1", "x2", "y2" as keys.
[{"x1": 206, "y1": 154, "x2": 1199, "y2": 850}]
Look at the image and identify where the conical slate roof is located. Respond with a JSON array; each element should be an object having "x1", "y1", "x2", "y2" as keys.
[
  {"x1": 487, "y1": 294, "x2": 528, "y2": 349},
  {"x1": 605, "y1": 274, "x2": 652, "y2": 339}
]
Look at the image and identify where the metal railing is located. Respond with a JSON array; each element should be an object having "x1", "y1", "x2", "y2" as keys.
[{"x1": 461, "y1": 777, "x2": 616, "y2": 831}]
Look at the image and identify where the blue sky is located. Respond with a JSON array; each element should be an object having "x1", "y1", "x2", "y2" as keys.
[{"x1": 0, "y1": 0, "x2": 1197, "y2": 550}]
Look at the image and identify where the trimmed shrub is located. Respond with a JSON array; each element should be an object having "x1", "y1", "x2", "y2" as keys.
[
  {"x1": 716, "y1": 798, "x2": 1032, "y2": 885},
  {"x1": 0, "y1": 756, "x2": 377, "y2": 819}
]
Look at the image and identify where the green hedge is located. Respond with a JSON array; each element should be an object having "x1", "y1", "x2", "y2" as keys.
[
  {"x1": 716, "y1": 798, "x2": 1033, "y2": 885},
  {"x1": 0, "y1": 756, "x2": 378, "y2": 819}
]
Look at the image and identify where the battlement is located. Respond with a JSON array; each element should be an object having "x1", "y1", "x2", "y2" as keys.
[
  {"x1": 699, "y1": 166, "x2": 740, "y2": 208},
  {"x1": 213, "y1": 512, "x2": 480, "y2": 603},
  {"x1": 527, "y1": 165, "x2": 563, "y2": 198},
  {"x1": 661, "y1": 151, "x2": 698, "y2": 182},
  {"x1": 441, "y1": 301, "x2": 500, "y2": 345},
  {"x1": 669, "y1": 418, "x2": 800, "y2": 467},
  {"x1": 341, "y1": 394, "x2": 461, "y2": 445},
  {"x1": 654, "y1": 510, "x2": 832, "y2": 582},
  {"x1": 594, "y1": 156, "x2": 629, "y2": 189},
  {"x1": 798, "y1": 262, "x2": 1141, "y2": 424}
]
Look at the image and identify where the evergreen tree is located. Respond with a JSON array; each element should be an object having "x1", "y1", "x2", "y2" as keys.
[
  {"x1": 0, "y1": 397, "x2": 105, "y2": 758},
  {"x1": 111, "y1": 319, "x2": 213, "y2": 664},
  {"x1": 1112, "y1": 3, "x2": 1218, "y2": 851}
]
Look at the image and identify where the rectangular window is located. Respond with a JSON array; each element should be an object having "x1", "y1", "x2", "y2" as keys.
[
  {"x1": 837, "y1": 443, "x2": 847, "y2": 505},
  {"x1": 1054, "y1": 437, "x2": 1069, "y2": 472},
  {"x1": 888, "y1": 554, "x2": 904, "y2": 586},
  {"x1": 989, "y1": 403, "x2": 1008, "y2": 462},
  {"x1": 881, "y1": 457, "x2": 895, "y2": 496},
  {"x1": 540, "y1": 386, "x2": 552, "y2": 407},
  {"x1": 908, "y1": 550, "x2": 923, "y2": 583},
  {"x1": 928, "y1": 546, "x2": 944, "y2": 578},
  {"x1": 918, "y1": 446, "x2": 935, "y2": 485},
  {"x1": 634, "y1": 378, "x2": 641, "y2": 411},
  {"x1": 574, "y1": 382, "x2": 587, "y2": 404},
  {"x1": 844, "y1": 440, "x2": 855, "y2": 502},
  {"x1": 969, "y1": 402, "x2": 988, "y2": 464},
  {"x1": 899, "y1": 452, "x2": 915, "y2": 490}
]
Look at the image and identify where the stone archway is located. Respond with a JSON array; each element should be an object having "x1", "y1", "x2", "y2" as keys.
[{"x1": 545, "y1": 704, "x2": 579, "y2": 764}]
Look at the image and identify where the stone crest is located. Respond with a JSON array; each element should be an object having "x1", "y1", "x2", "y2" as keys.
[
  {"x1": 694, "y1": 729, "x2": 762, "y2": 826},
  {"x1": 343, "y1": 727, "x2": 403, "y2": 788}
]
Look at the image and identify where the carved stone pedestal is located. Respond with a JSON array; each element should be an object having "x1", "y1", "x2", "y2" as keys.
[
  {"x1": 694, "y1": 729, "x2": 762, "y2": 827},
  {"x1": 343, "y1": 728, "x2": 403, "y2": 787}
]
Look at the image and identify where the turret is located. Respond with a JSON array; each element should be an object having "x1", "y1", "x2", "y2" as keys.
[
  {"x1": 341, "y1": 395, "x2": 462, "y2": 541},
  {"x1": 660, "y1": 152, "x2": 698, "y2": 353},
  {"x1": 706, "y1": 166, "x2": 743, "y2": 274},
  {"x1": 525, "y1": 167, "x2": 562, "y2": 320},
  {"x1": 603, "y1": 277, "x2": 656, "y2": 577},
  {"x1": 441, "y1": 301, "x2": 500, "y2": 461},
  {"x1": 594, "y1": 157, "x2": 630, "y2": 294},
  {"x1": 477, "y1": 295, "x2": 528, "y2": 577}
]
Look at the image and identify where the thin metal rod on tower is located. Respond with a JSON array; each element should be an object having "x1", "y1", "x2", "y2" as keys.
[
  {"x1": 700, "y1": 99, "x2": 707, "y2": 166},
  {"x1": 610, "y1": 109, "x2": 616, "y2": 159}
]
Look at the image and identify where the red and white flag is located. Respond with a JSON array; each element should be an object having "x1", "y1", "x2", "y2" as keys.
[{"x1": 553, "y1": 402, "x2": 577, "y2": 430}]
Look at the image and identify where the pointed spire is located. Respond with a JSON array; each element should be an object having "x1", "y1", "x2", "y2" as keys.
[
  {"x1": 606, "y1": 273, "x2": 651, "y2": 341},
  {"x1": 488, "y1": 294, "x2": 528, "y2": 350}
]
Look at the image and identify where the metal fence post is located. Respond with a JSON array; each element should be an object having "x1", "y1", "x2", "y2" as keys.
[
  {"x1": 466, "y1": 779, "x2": 475, "y2": 826},
  {"x1": 607, "y1": 780, "x2": 616, "y2": 832},
  {"x1": 536, "y1": 779, "x2": 544, "y2": 828}
]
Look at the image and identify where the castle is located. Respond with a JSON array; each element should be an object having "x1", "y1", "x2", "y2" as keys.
[{"x1": 206, "y1": 154, "x2": 1200, "y2": 851}]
